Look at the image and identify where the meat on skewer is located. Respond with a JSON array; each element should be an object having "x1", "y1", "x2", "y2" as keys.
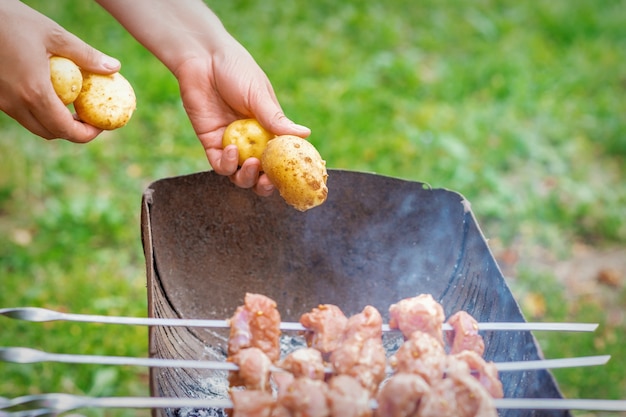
[
  {"x1": 279, "y1": 347, "x2": 326, "y2": 381},
  {"x1": 445, "y1": 310, "x2": 485, "y2": 355},
  {"x1": 228, "y1": 292, "x2": 282, "y2": 362},
  {"x1": 329, "y1": 305, "x2": 387, "y2": 394},
  {"x1": 452, "y1": 350, "x2": 504, "y2": 398},
  {"x1": 388, "y1": 294, "x2": 445, "y2": 344},
  {"x1": 230, "y1": 389, "x2": 275, "y2": 417},
  {"x1": 226, "y1": 294, "x2": 502, "y2": 417},
  {"x1": 300, "y1": 304, "x2": 349, "y2": 358},
  {"x1": 327, "y1": 375, "x2": 373, "y2": 417},
  {"x1": 272, "y1": 377, "x2": 330, "y2": 417},
  {"x1": 389, "y1": 330, "x2": 447, "y2": 384},
  {"x1": 418, "y1": 357, "x2": 498, "y2": 417},
  {"x1": 228, "y1": 347, "x2": 273, "y2": 391},
  {"x1": 375, "y1": 373, "x2": 430, "y2": 417}
]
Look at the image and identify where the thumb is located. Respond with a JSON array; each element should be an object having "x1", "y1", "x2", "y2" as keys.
[
  {"x1": 264, "y1": 112, "x2": 311, "y2": 138},
  {"x1": 50, "y1": 30, "x2": 120, "y2": 74},
  {"x1": 252, "y1": 87, "x2": 311, "y2": 138}
]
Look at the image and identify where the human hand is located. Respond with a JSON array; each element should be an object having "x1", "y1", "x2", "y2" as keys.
[
  {"x1": 175, "y1": 39, "x2": 311, "y2": 196},
  {"x1": 0, "y1": 0, "x2": 121, "y2": 142},
  {"x1": 95, "y1": 0, "x2": 311, "y2": 195}
]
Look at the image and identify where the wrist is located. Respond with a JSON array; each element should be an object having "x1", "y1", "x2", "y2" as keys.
[{"x1": 97, "y1": 0, "x2": 232, "y2": 73}]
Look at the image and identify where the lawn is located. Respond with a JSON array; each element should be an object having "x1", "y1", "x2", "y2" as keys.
[{"x1": 1, "y1": 1, "x2": 625, "y2": 416}]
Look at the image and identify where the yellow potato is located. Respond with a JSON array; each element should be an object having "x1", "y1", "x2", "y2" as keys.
[
  {"x1": 49, "y1": 56, "x2": 83, "y2": 105},
  {"x1": 222, "y1": 118, "x2": 275, "y2": 165},
  {"x1": 261, "y1": 135, "x2": 328, "y2": 211},
  {"x1": 73, "y1": 71, "x2": 136, "y2": 130}
]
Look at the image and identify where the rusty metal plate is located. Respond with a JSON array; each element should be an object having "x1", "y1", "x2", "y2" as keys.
[{"x1": 141, "y1": 169, "x2": 568, "y2": 417}]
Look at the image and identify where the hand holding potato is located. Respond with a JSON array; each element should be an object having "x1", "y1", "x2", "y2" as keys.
[
  {"x1": 0, "y1": 0, "x2": 123, "y2": 142},
  {"x1": 73, "y1": 71, "x2": 136, "y2": 130},
  {"x1": 49, "y1": 56, "x2": 136, "y2": 130},
  {"x1": 222, "y1": 119, "x2": 328, "y2": 211},
  {"x1": 165, "y1": 31, "x2": 310, "y2": 194},
  {"x1": 222, "y1": 118, "x2": 275, "y2": 165},
  {"x1": 2, "y1": 0, "x2": 310, "y2": 189}
]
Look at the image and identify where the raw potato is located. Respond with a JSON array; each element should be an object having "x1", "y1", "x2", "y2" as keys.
[
  {"x1": 261, "y1": 135, "x2": 328, "y2": 211},
  {"x1": 222, "y1": 118, "x2": 275, "y2": 165},
  {"x1": 49, "y1": 56, "x2": 83, "y2": 105},
  {"x1": 74, "y1": 71, "x2": 136, "y2": 130}
]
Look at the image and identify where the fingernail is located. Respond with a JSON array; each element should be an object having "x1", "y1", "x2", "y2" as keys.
[
  {"x1": 102, "y1": 56, "x2": 120, "y2": 71},
  {"x1": 292, "y1": 123, "x2": 311, "y2": 134},
  {"x1": 225, "y1": 147, "x2": 237, "y2": 160},
  {"x1": 246, "y1": 165, "x2": 257, "y2": 176}
]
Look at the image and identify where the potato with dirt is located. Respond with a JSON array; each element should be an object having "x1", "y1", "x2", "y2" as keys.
[
  {"x1": 222, "y1": 118, "x2": 275, "y2": 166},
  {"x1": 49, "y1": 56, "x2": 83, "y2": 105},
  {"x1": 261, "y1": 135, "x2": 328, "y2": 212},
  {"x1": 73, "y1": 71, "x2": 136, "y2": 130},
  {"x1": 49, "y1": 56, "x2": 136, "y2": 130}
]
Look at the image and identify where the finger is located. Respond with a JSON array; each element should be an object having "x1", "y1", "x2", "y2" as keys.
[
  {"x1": 56, "y1": 121, "x2": 103, "y2": 143},
  {"x1": 252, "y1": 174, "x2": 276, "y2": 197},
  {"x1": 4, "y1": 80, "x2": 103, "y2": 142},
  {"x1": 48, "y1": 30, "x2": 120, "y2": 74},
  {"x1": 266, "y1": 112, "x2": 311, "y2": 138},
  {"x1": 206, "y1": 144, "x2": 239, "y2": 176},
  {"x1": 5, "y1": 105, "x2": 58, "y2": 140},
  {"x1": 249, "y1": 85, "x2": 311, "y2": 138},
  {"x1": 30, "y1": 91, "x2": 103, "y2": 142},
  {"x1": 229, "y1": 159, "x2": 262, "y2": 189},
  {"x1": 12, "y1": 108, "x2": 101, "y2": 143}
]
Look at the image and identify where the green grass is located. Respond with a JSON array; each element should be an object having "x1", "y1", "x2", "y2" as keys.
[
  {"x1": 512, "y1": 268, "x2": 626, "y2": 410},
  {"x1": 1, "y1": 0, "x2": 625, "y2": 416}
]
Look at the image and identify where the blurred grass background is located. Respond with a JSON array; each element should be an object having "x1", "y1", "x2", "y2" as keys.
[{"x1": 1, "y1": 0, "x2": 625, "y2": 416}]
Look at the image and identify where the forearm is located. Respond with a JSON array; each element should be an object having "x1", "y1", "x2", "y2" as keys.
[{"x1": 95, "y1": 0, "x2": 235, "y2": 73}]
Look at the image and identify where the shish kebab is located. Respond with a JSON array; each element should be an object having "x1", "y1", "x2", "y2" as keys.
[
  {"x1": 0, "y1": 346, "x2": 610, "y2": 373},
  {"x1": 1, "y1": 394, "x2": 626, "y2": 414},
  {"x1": 0, "y1": 307, "x2": 598, "y2": 332}
]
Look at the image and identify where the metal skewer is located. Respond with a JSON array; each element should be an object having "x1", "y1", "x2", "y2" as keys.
[
  {"x1": 0, "y1": 347, "x2": 238, "y2": 371},
  {"x1": 0, "y1": 307, "x2": 599, "y2": 332},
  {"x1": 0, "y1": 347, "x2": 611, "y2": 373},
  {"x1": 492, "y1": 398, "x2": 626, "y2": 411},
  {"x1": 1, "y1": 393, "x2": 626, "y2": 414}
]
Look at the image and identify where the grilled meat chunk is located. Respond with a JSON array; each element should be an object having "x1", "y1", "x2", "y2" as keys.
[
  {"x1": 329, "y1": 305, "x2": 387, "y2": 393},
  {"x1": 279, "y1": 347, "x2": 326, "y2": 380},
  {"x1": 228, "y1": 347, "x2": 273, "y2": 391},
  {"x1": 300, "y1": 304, "x2": 348, "y2": 357},
  {"x1": 327, "y1": 375, "x2": 373, "y2": 417},
  {"x1": 230, "y1": 389, "x2": 275, "y2": 417},
  {"x1": 228, "y1": 292, "x2": 282, "y2": 362},
  {"x1": 375, "y1": 373, "x2": 430, "y2": 417},
  {"x1": 389, "y1": 330, "x2": 447, "y2": 384},
  {"x1": 272, "y1": 377, "x2": 330, "y2": 417},
  {"x1": 452, "y1": 350, "x2": 504, "y2": 398},
  {"x1": 388, "y1": 294, "x2": 445, "y2": 344},
  {"x1": 419, "y1": 358, "x2": 498, "y2": 417},
  {"x1": 445, "y1": 310, "x2": 485, "y2": 355}
]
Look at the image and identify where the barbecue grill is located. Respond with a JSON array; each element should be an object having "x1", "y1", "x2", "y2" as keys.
[{"x1": 142, "y1": 169, "x2": 569, "y2": 417}]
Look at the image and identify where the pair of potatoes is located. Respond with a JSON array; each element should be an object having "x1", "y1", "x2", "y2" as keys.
[
  {"x1": 49, "y1": 56, "x2": 136, "y2": 130},
  {"x1": 223, "y1": 119, "x2": 328, "y2": 212}
]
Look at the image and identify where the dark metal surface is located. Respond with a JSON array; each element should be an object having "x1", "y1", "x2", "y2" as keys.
[{"x1": 141, "y1": 169, "x2": 569, "y2": 417}]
